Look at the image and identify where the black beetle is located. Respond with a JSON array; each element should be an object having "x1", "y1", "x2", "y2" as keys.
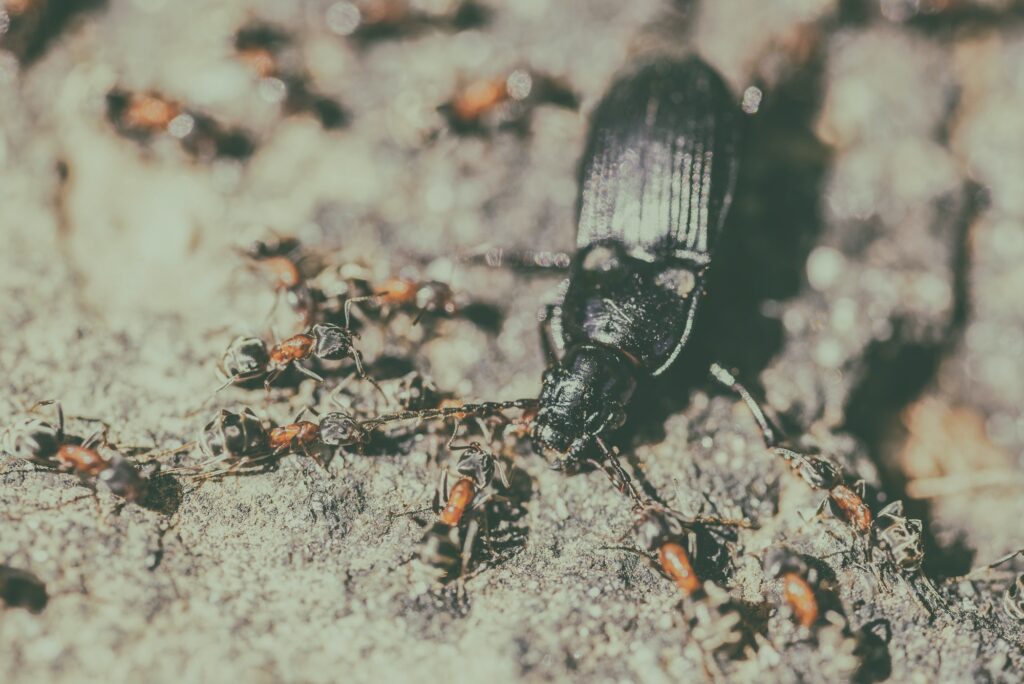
[
  {"x1": 531, "y1": 57, "x2": 740, "y2": 467},
  {"x1": 320, "y1": 58, "x2": 741, "y2": 497}
]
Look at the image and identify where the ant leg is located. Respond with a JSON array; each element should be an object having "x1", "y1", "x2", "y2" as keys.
[
  {"x1": 461, "y1": 518, "x2": 480, "y2": 575},
  {"x1": 305, "y1": 443, "x2": 328, "y2": 470},
  {"x1": 343, "y1": 295, "x2": 378, "y2": 332},
  {"x1": 852, "y1": 479, "x2": 867, "y2": 498},
  {"x1": 350, "y1": 348, "x2": 385, "y2": 398},
  {"x1": 327, "y1": 374, "x2": 356, "y2": 408},
  {"x1": 294, "y1": 364, "x2": 325, "y2": 384},
  {"x1": 81, "y1": 424, "x2": 110, "y2": 450},
  {"x1": 708, "y1": 363, "x2": 778, "y2": 448},
  {"x1": 432, "y1": 469, "x2": 448, "y2": 514},
  {"x1": 263, "y1": 368, "x2": 283, "y2": 390}
]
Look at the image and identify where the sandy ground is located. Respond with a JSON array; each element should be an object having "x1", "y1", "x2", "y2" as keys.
[{"x1": 2, "y1": 0, "x2": 1024, "y2": 682}]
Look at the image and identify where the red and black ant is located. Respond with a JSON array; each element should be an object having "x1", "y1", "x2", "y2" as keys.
[
  {"x1": 437, "y1": 68, "x2": 579, "y2": 137},
  {"x1": 325, "y1": 0, "x2": 489, "y2": 45},
  {"x1": 218, "y1": 311, "x2": 373, "y2": 391},
  {"x1": 105, "y1": 88, "x2": 255, "y2": 161},
  {"x1": 237, "y1": 236, "x2": 322, "y2": 327},
  {"x1": 762, "y1": 546, "x2": 828, "y2": 629},
  {"x1": 710, "y1": 364, "x2": 873, "y2": 533},
  {"x1": 233, "y1": 23, "x2": 349, "y2": 129},
  {"x1": 195, "y1": 407, "x2": 334, "y2": 478},
  {"x1": 420, "y1": 437, "x2": 511, "y2": 579},
  {"x1": 1, "y1": 400, "x2": 146, "y2": 502},
  {"x1": 312, "y1": 262, "x2": 468, "y2": 326}
]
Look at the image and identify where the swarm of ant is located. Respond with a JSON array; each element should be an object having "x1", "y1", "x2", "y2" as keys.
[
  {"x1": 3, "y1": 9, "x2": 1023, "y2": 680},
  {"x1": 4, "y1": 230, "x2": 1023, "y2": 677}
]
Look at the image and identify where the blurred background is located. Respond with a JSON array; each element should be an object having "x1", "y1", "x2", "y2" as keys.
[{"x1": 1, "y1": 0, "x2": 1023, "y2": 682}]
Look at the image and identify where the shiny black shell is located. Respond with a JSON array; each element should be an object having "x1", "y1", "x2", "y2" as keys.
[{"x1": 557, "y1": 58, "x2": 739, "y2": 374}]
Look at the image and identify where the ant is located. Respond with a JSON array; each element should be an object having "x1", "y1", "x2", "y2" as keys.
[
  {"x1": 105, "y1": 89, "x2": 255, "y2": 161},
  {"x1": 421, "y1": 437, "x2": 510, "y2": 579},
  {"x1": 196, "y1": 407, "x2": 334, "y2": 477},
  {"x1": 325, "y1": 0, "x2": 489, "y2": 45},
  {"x1": 233, "y1": 23, "x2": 349, "y2": 129},
  {"x1": 437, "y1": 68, "x2": 579, "y2": 137},
  {"x1": 762, "y1": 546, "x2": 827, "y2": 629},
  {"x1": 237, "y1": 236, "x2": 321, "y2": 326},
  {"x1": 1, "y1": 400, "x2": 146, "y2": 502},
  {"x1": 313, "y1": 262, "x2": 467, "y2": 326},
  {"x1": 710, "y1": 364, "x2": 873, "y2": 533},
  {"x1": 631, "y1": 503, "x2": 743, "y2": 596},
  {"x1": 867, "y1": 500, "x2": 947, "y2": 615},
  {"x1": 218, "y1": 312, "x2": 373, "y2": 391}
]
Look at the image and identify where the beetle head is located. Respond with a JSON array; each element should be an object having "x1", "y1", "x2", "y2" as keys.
[{"x1": 531, "y1": 345, "x2": 635, "y2": 464}]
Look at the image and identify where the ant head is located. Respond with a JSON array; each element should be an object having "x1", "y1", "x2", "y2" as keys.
[
  {"x1": 531, "y1": 345, "x2": 635, "y2": 462},
  {"x1": 788, "y1": 453, "x2": 842, "y2": 490},
  {"x1": 454, "y1": 444, "x2": 496, "y2": 489},
  {"x1": 319, "y1": 412, "x2": 368, "y2": 447},
  {"x1": 97, "y1": 455, "x2": 147, "y2": 502},
  {"x1": 200, "y1": 409, "x2": 267, "y2": 459},
  {"x1": 221, "y1": 336, "x2": 269, "y2": 380},
  {"x1": 311, "y1": 324, "x2": 355, "y2": 361},
  {"x1": 633, "y1": 505, "x2": 687, "y2": 553}
]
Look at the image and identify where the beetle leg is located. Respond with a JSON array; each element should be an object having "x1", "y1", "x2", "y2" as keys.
[
  {"x1": 708, "y1": 363, "x2": 779, "y2": 447},
  {"x1": 469, "y1": 246, "x2": 573, "y2": 272}
]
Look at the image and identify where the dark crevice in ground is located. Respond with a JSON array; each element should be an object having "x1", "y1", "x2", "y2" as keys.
[{"x1": 842, "y1": 182, "x2": 985, "y2": 578}]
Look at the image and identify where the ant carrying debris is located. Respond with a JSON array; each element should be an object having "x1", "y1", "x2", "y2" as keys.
[
  {"x1": 710, "y1": 363, "x2": 873, "y2": 533},
  {"x1": 233, "y1": 23, "x2": 349, "y2": 129},
  {"x1": 218, "y1": 315, "x2": 373, "y2": 391},
  {"x1": 420, "y1": 439, "x2": 511, "y2": 579},
  {"x1": 436, "y1": 68, "x2": 579, "y2": 137},
  {"x1": 1, "y1": 400, "x2": 148, "y2": 502}
]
